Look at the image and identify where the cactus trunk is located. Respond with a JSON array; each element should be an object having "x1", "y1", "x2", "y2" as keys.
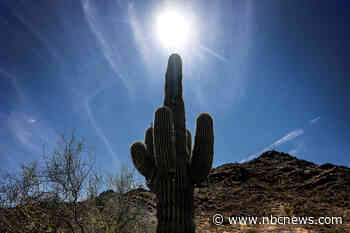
[{"x1": 155, "y1": 167, "x2": 194, "y2": 233}]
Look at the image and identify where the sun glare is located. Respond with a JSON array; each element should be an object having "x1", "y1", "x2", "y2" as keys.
[{"x1": 156, "y1": 9, "x2": 192, "y2": 51}]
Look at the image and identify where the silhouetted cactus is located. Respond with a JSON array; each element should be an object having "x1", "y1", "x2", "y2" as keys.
[{"x1": 130, "y1": 54, "x2": 214, "y2": 233}]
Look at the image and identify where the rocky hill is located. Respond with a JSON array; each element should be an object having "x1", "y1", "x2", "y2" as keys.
[
  {"x1": 2, "y1": 150, "x2": 349, "y2": 232},
  {"x1": 124, "y1": 150, "x2": 350, "y2": 233}
]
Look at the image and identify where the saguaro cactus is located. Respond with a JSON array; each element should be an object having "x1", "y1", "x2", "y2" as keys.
[{"x1": 130, "y1": 54, "x2": 214, "y2": 233}]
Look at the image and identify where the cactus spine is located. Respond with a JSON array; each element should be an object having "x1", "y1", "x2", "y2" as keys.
[{"x1": 130, "y1": 54, "x2": 214, "y2": 233}]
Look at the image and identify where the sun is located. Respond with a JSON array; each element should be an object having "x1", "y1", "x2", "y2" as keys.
[{"x1": 156, "y1": 9, "x2": 192, "y2": 51}]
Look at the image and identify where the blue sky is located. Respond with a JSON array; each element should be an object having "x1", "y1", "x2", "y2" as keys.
[{"x1": 0, "y1": 0, "x2": 349, "y2": 176}]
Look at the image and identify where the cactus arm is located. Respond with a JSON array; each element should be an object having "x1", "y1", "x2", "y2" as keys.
[
  {"x1": 190, "y1": 113, "x2": 214, "y2": 184},
  {"x1": 130, "y1": 141, "x2": 155, "y2": 178},
  {"x1": 145, "y1": 126, "x2": 154, "y2": 157},
  {"x1": 130, "y1": 126, "x2": 156, "y2": 180},
  {"x1": 153, "y1": 106, "x2": 176, "y2": 174}
]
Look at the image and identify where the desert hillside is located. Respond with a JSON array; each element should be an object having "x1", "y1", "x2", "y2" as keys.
[
  {"x1": 125, "y1": 150, "x2": 350, "y2": 233},
  {"x1": 1, "y1": 150, "x2": 349, "y2": 233}
]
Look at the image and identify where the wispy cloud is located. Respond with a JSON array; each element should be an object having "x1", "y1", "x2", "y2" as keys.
[
  {"x1": 10, "y1": 7, "x2": 64, "y2": 65},
  {"x1": 0, "y1": 68, "x2": 27, "y2": 102},
  {"x1": 240, "y1": 114, "x2": 321, "y2": 163},
  {"x1": 9, "y1": 119, "x2": 40, "y2": 153},
  {"x1": 310, "y1": 116, "x2": 321, "y2": 125},
  {"x1": 272, "y1": 129, "x2": 304, "y2": 147},
  {"x1": 80, "y1": 0, "x2": 124, "y2": 169},
  {"x1": 28, "y1": 118, "x2": 36, "y2": 123},
  {"x1": 199, "y1": 45, "x2": 228, "y2": 63},
  {"x1": 81, "y1": 0, "x2": 132, "y2": 94},
  {"x1": 0, "y1": 69, "x2": 58, "y2": 169},
  {"x1": 6, "y1": 111, "x2": 56, "y2": 156},
  {"x1": 240, "y1": 128, "x2": 304, "y2": 163},
  {"x1": 288, "y1": 140, "x2": 306, "y2": 156},
  {"x1": 128, "y1": 2, "x2": 154, "y2": 69},
  {"x1": 84, "y1": 86, "x2": 120, "y2": 169},
  {"x1": 1, "y1": 112, "x2": 58, "y2": 173}
]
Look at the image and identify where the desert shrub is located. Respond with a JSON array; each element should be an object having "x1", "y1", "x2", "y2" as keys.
[{"x1": 0, "y1": 132, "x2": 152, "y2": 233}]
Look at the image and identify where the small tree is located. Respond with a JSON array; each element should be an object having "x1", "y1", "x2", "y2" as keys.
[
  {"x1": 0, "y1": 131, "x2": 152, "y2": 233},
  {"x1": 0, "y1": 132, "x2": 97, "y2": 233},
  {"x1": 0, "y1": 162, "x2": 59, "y2": 233},
  {"x1": 41, "y1": 132, "x2": 151, "y2": 233},
  {"x1": 42, "y1": 132, "x2": 96, "y2": 233}
]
